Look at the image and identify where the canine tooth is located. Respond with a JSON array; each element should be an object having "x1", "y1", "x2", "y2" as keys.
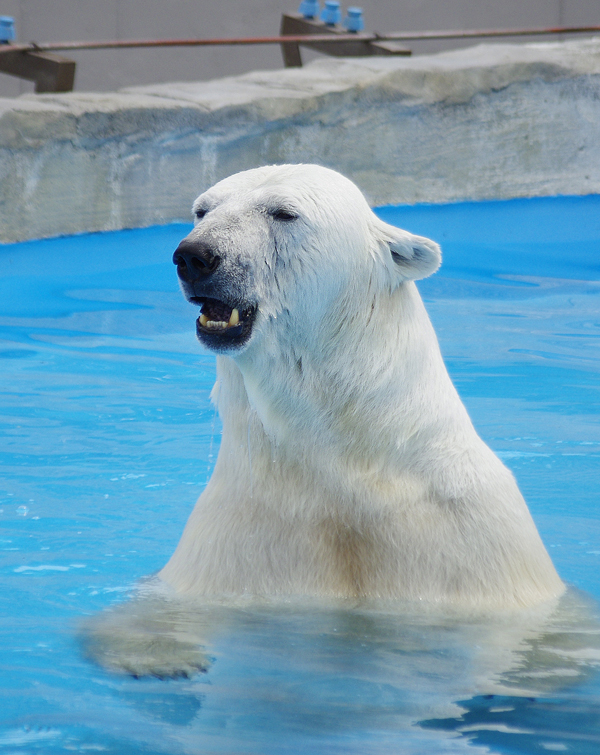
[
  {"x1": 228, "y1": 308, "x2": 240, "y2": 327},
  {"x1": 199, "y1": 314, "x2": 209, "y2": 327}
]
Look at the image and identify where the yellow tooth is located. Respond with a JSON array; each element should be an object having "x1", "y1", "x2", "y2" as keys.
[
  {"x1": 228, "y1": 308, "x2": 240, "y2": 327},
  {"x1": 199, "y1": 313, "x2": 208, "y2": 327}
]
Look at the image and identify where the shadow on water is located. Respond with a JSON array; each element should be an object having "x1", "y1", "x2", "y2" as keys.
[{"x1": 422, "y1": 695, "x2": 600, "y2": 755}]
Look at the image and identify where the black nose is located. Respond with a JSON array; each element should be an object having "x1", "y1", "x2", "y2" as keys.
[{"x1": 173, "y1": 239, "x2": 220, "y2": 282}]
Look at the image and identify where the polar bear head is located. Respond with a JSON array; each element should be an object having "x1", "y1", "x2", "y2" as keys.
[{"x1": 173, "y1": 164, "x2": 441, "y2": 355}]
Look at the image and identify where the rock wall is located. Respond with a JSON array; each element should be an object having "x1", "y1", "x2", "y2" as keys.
[{"x1": 1, "y1": 36, "x2": 600, "y2": 243}]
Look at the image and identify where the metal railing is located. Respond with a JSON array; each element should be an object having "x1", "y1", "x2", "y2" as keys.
[{"x1": 1, "y1": 11, "x2": 599, "y2": 94}]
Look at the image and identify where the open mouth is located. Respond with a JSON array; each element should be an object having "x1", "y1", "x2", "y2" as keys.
[{"x1": 190, "y1": 297, "x2": 256, "y2": 351}]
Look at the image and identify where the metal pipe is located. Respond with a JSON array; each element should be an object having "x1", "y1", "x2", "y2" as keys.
[
  {"x1": 382, "y1": 24, "x2": 600, "y2": 42},
  {"x1": 8, "y1": 24, "x2": 599, "y2": 54}
]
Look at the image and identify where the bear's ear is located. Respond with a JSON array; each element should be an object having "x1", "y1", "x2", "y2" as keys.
[{"x1": 373, "y1": 218, "x2": 441, "y2": 283}]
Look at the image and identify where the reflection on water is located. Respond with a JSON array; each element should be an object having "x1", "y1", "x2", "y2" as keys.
[
  {"x1": 78, "y1": 587, "x2": 600, "y2": 754},
  {"x1": 1, "y1": 197, "x2": 599, "y2": 753}
]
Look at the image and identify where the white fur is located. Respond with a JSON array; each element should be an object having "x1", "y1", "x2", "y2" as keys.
[{"x1": 161, "y1": 164, "x2": 564, "y2": 608}]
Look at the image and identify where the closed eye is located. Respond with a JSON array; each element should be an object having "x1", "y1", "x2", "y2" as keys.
[{"x1": 270, "y1": 208, "x2": 298, "y2": 222}]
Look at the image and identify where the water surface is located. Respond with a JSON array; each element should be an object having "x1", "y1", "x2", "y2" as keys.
[{"x1": 1, "y1": 196, "x2": 599, "y2": 754}]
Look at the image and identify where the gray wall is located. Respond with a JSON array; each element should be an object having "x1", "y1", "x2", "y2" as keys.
[
  {"x1": 0, "y1": 0, "x2": 598, "y2": 97},
  {"x1": 2, "y1": 36, "x2": 600, "y2": 242}
]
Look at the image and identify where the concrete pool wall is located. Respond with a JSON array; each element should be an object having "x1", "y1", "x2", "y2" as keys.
[{"x1": 1, "y1": 35, "x2": 600, "y2": 243}]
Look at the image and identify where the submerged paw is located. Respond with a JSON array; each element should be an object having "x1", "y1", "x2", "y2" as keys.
[{"x1": 81, "y1": 615, "x2": 211, "y2": 679}]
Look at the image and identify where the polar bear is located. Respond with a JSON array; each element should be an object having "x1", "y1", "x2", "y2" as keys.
[{"x1": 162, "y1": 163, "x2": 563, "y2": 609}]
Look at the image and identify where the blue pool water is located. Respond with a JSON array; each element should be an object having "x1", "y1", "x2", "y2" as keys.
[{"x1": 1, "y1": 196, "x2": 599, "y2": 754}]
